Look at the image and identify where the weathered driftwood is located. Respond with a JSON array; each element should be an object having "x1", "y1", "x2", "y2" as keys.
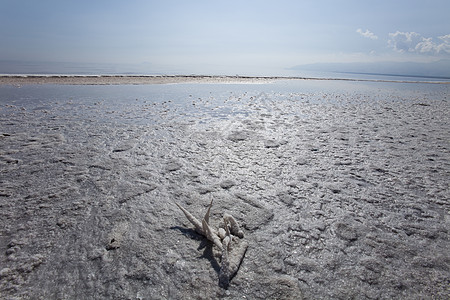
[{"x1": 176, "y1": 200, "x2": 248, "y2": 288}]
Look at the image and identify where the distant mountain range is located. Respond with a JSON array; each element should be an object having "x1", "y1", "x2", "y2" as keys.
[{"x1": 290, "y1": 59, "x2": 450, "y2": 79}]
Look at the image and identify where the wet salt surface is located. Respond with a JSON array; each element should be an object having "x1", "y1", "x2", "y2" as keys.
[{"x1": 0, "y1": 81, "x2": 449, "y2": 299}]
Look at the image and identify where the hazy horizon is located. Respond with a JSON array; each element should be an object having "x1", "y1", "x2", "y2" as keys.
[{"x1": 1, "y1": 1, "x2": 450, "y2": 76}]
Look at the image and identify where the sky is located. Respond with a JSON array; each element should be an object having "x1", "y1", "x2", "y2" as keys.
[{"x1": 1, "y1": 0, "x2": 450, "y2": 75}]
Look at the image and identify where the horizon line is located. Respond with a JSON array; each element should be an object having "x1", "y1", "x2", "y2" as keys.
[{"x1": 1, "y1": 74, "x2": 449, "y2": 85}]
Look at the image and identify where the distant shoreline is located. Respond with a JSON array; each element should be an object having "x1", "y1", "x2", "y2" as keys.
[
  {"x1": 338, "y1": 71, "x2": 450, "y2": 81},
  {"x1": 1, "y1": 74, "x2": 449, "y2": 85}
]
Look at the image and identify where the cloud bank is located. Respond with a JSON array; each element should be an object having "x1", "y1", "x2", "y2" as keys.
[
  {"x1": 388, "y1": 31, "x2": 450, "y2": 54},
  {"x1": 356, "y1": 29, "x2": 378, "y2": 40}
]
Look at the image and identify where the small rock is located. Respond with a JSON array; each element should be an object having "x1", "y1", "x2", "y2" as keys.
[
  {"x1": 5, "y1": 247, "x2": 18, "y2": 256},
  {"x1": 313, "y1": 221, "x2": 326, "y2": 232},
  {"x1": 220, "y1": 179, "x2": 236, "y2": 189},
  {"x1": 296, "y1": 158, "x2": 308, "y2": 165},
  {"x1": 264, "y1": 139, "x2": 280, "y2": 148},
  {"x1": 287, "y1": 181, "x2": 298, "y2": 188},
  {"x1": 56, "y1": 218, "x2": 68, "y2": 228},
  {"x1": 228, "y1": 131, "x2": 249, "y2": 142},
  {"x1": 112, "y1": 142, "x2": 134, "y2": 152},
  {"x1": 327, "y1": 184, "x2": 341, "y2": 194},
  {"x1": 335, "y1": 222, "x2": 358, "y2": 241},
  {"x1": 106, "y1": 238, "x2": 120, "y2": 250},
  {"x1": 278, "y1": 192, "x2": 294, "y2": 206},
  {"x1": 166, "y1": 161, "x2": 182, "y2": 172},
  {"x1": 8, "y1": 240, "x2": 22, "y2": 248},
  {"x1": 297, "y1": 258, "x2": 319, "y2": 272},
  {"x1": 0, "y1": 268, "x2": 12, "y2": 279},
  {"x1": 197, "y1": 186, "x2": 215, "y2": 194}
]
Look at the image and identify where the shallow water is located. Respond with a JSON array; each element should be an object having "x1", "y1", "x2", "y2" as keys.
[{"x1": 0, "y1": 80, "x2": 449, "y2": 299}]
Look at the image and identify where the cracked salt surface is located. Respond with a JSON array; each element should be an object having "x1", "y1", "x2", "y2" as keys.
[{"x1": 0, "y1": 80, "x2": 449, "y2": 299}]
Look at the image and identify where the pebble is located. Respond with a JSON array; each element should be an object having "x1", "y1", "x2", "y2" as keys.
[
  {"x1": 219, "y1": 179, "x2": 235, "y2": 189},
  {"x1": 335, "y1": 222, "x2": 358, "y2": 241},
  {"x1": 227, "y1": 131, "x2": 249, "y2": 142}
]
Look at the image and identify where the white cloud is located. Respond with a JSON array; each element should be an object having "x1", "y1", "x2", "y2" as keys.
[
  {"x1": 439, "y1": 34, "x2": 450, "y2": 44},
  {"x1": 437, "y1": 34, "x2": 450, "y2": 53},
  {"x1": 356, "y1": 28, "x2": 378, "y2": 40},
  {"x1": 415, "y1": 37, "x2": 436, "y2": 53},
  {"x1": 388, "y1": 31, "x2": 421, "y2": 52},
  {"x1": 388, "y1": 31, "x2": 450, "y2": 54}
]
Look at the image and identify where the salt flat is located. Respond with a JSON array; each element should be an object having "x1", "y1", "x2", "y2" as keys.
[{"x1": 0, "y1": 80, "x2": 449, "y2": 299}]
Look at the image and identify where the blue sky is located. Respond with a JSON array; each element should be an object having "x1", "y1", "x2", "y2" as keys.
[{"x1": 1, "y1": 0, "x2": 449, "y2": 75}]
